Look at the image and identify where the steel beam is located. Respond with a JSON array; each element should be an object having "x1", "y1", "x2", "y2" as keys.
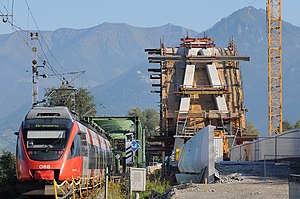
[{"x1": 148, "y1": 55, "x2": 250, "y2": 63}]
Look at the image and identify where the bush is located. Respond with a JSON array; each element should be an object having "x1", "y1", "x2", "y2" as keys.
[
  {"x1": 139, "y1": 178, "x2": 170, "y2": 199},
  {"x1": 96, "y1": 177, "x2": 170, "y2": 199},
  {"x1": 0, "y1": 151, "x2": 18, "y2": 197}
]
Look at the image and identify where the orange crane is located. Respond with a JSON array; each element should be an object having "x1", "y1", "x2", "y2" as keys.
[{"x1": 267, "y1": 0, "x2": 282, "y2": 136}]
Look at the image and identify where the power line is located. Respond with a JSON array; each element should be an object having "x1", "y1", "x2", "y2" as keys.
[
  {"x1": 24, "y1": 0, "x2": 66, "y2": 81},
  {"x1": 0, "y1": 0, "x2": 64, "y2": 82},
  {"x1": 0, "y1": 0, "x2": 93, "y2": 93}
]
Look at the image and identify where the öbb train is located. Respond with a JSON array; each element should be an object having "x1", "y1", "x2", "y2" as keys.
[{"x1": 15, "y1": 106, "x2": 113, "y2": 195}]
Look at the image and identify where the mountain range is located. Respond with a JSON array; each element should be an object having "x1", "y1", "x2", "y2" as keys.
[{"x1": 0, "y1": 6, "x2": 299, "y2": 151}]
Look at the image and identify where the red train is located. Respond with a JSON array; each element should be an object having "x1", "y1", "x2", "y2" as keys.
[{"x1": 15, "y1": 106, "x2": 113, "y2": 195}]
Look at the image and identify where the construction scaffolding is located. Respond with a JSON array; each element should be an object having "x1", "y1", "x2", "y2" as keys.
[{"x1": 146, "y1": 37, "x2": 250, "y2": 160}]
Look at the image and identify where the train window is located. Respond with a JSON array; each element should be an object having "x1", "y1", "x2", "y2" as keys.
[
  {"x1": 74, "y1": 134, "x2": 81, "y2": 156},
  {"x1": 89, "y1": 144, "x2": 96, "y2": 169},
  {"x1": 80, "y1": 132, "x2": 88, "y2": 156},
  {"x1": 16, "y1": 135, "x2": 24, "y2": 160},
  {"x1": 68, "y1": 134, "x2": 81, "y2": 159},
  {"x1": 94, "y1": 146, "x2": 97, "y2": 169},
  {"x1": 97, "y1": 147, "x2": 100, "y2": 169},
  {"x1": 26, "y1": 130, "x2": 66, "y2": 149},
  {"x1": 70, "y1": 142, "x2": 74, "y2": 156},
  {"x1": 103, "y1": 149, "x2": 107, "y2": 169},
  {"x1": 80, "y1": 132, "x2": 87, "y2": 145},
  {"x1": 100, "y1": 148, "x2": 103, "y2": 169},
  {"x1": 22, "y1": 118, "x2": 73, "y2": 161},
  {"x1": 23, "y1": 118, "x2": 72, "y2": 150}
]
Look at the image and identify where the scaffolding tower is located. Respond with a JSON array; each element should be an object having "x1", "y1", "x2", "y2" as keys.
[{"x1": 145, "y1": 37, "x2": 251, "y2": 161}]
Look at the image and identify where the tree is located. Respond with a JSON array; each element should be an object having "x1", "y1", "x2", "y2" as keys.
[
  {"x1": 282, "y1": 120, "x2": 293, "y2": 132},
  {"x1": 142, "y1": 108, "x2": 159, "y2": 136},
  {"x1": 45, "y1": 85, "x2": 96, "y2": 117},
  {"x1": 0, "y1": 151, "x2": 17, "y2": 197},
  {"x1": 294, "y1": 120, "x2": 300, "y2": 129},
  {"x1": 128, "y1": 107, "x2": 159, "y2": 136},
  {"x1": 128, "y1": 107, "x2": 143, "y2": 119},
  {"x1": 245, "y1": 122, "x2": 260, "y2": 136},
  {"x1": 0, "y1": 151, "x2": 16, "y2": 183}
]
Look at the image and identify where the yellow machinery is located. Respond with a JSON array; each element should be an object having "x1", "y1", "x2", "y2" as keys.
[{"x1": 267, "y1": 0, "x2": 282, "y2": 136}]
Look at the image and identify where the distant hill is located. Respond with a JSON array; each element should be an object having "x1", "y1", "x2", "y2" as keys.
[
  {"x1": 0, "y1": 23, "x2": 198, "y2": 119},
  {"x1": 91, "y1": 63, "x2": 159, "y2": 115},
  {"x1": 1, "y1": 6, "x2": 300, "y2": 151}
]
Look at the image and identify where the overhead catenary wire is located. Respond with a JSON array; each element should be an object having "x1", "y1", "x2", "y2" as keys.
[
  {"x1": 24, "y1": 0, "x2": 66, "y2": 82},
  {"x1": 23, "y1": 0, "x2": 92, "y2": 89},
  {"x1": 0, "y1": 11, "x2": 63, "y2": 82},
  {"x1": 0, "y1": 0, "x2": 93, "y2": 94},
  {"x1": 11, "y1": 0, "x2": 13, "y2": 25},
  {"x1": 0, "y1": 0, "x2": 8, "y2": 13},
  {"x1": 0, "y1": 1, "x2": 29, "y2": 34},
  {"x1": 0, "y1": 0, "x2": 64, "y2": 82},
  {"x1": 82, "y1": 72, "x2": 92, "y2": 91}
]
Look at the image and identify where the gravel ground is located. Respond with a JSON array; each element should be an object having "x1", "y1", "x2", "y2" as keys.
[
  {"x1": 166, "y1": 161, "x2": 292, "y2": 199},
  {"x1": 169, "y1": 181, "x2": 289, "y2": 199}
]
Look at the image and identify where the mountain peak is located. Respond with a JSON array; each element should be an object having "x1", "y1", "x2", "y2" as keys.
[
  {"x1": 164, "y1": 23, "x2": 176, "y2": 27},
  {"x1": 206, "y1": 5, "x2": 267, "y2": 44},
  {"x1": 228, "y1": 6, "x2": 265, "y2": 21}
]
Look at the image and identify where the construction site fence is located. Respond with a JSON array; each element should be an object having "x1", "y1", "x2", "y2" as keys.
[{"x1": 230, "y1": 129, "x2": 300, "y2": 162}]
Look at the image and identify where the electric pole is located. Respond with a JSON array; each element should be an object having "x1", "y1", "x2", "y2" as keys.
[{"x1": 30, "y1": 32, "x2": 46, "y2": 106}]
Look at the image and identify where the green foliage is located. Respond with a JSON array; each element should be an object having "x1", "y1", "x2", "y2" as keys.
[
  {"x1": 93, "y1": 181, "x2": 127, "y2": 199},
  {"x1": 142, "y1": 109, "x2": 159, "y2": 136},
  {"x1": 0, "y1": 151, "x2": 17, "y2": 197},
  {"x1": 75, "y1": 88, "x2": 97, "y2": 116},
  {"x1": 128, "y1": 107, "x2": 143, "y2": 119},
  {"x1": 107, "y1": 181, "x2": 128, "y2": 199},
  {"x1": 294, "y1": 120, "x2": 300, "y2": 129},
  {"x1": 45, "y1": 86, "x2": 96, "y2": 117},
  {"x1": 280, "y1": 120, "x2": 300, "y2": 132},
  {"x1": 128, "y1": 107, "x2": 159, "y2": 136},
  {"x1": 0, "y1": 151, "x2": 16, "y2": 183},
  {"x1": 282, "y1": 120, "x2": 294, "y2": 132},
  {"x1": 139, "y1": 178, "x2": 170, "y2": 199},
  {"x1": 101, "y1": 178, "x2": 169, "y2": 199},
  {"x1": 245, "y1": 122, "x2": 260, "y2": 136}
]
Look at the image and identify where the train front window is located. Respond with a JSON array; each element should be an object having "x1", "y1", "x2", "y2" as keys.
[
  {"x1": 27, "y1": 130, "x2": 66, "y2": 149},
  {"x1": 23, "y1": 119, "x2": 72, "y2": 161}
]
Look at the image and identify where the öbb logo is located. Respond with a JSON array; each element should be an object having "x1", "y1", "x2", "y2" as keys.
[{"x1": 39, "y1": 164, "x2": 51, "y2": 169}]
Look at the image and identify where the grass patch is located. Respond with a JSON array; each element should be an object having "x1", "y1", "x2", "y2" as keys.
[
  {"x1": 95, "y1": 177, "x2": 170, "y2": 199},
  {"x1": 139, "y1": 178, "x2": 170, "y2": 199}
]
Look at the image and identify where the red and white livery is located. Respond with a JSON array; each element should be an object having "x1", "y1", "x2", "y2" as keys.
[{"x1": 15, "y1": 106, "x2": 112, "y2": 195}]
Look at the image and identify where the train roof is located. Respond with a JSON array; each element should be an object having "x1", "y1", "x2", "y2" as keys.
[{"x1": 25, "y1": 106, "x2": 74, "y2": 120}]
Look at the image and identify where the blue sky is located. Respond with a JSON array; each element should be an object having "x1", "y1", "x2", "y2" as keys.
[{"x1": 0, "y1": 0, "x2": 299, "y2": 34}]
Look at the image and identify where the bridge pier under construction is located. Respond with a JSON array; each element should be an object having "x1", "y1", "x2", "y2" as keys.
[
  {"x1": 145, "y1": 36, "x2": 300, "y2": 183},
  {"x1": 146, "y1": 37, "x2": 250, "y2": 166}
]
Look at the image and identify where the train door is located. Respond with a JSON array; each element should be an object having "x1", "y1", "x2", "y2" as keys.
[{"x1": 79, "y1": 131, "x2": 89, "y2": 180}]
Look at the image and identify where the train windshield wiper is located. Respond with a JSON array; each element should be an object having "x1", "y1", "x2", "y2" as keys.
[{"x1": 44, "y1": 134, "x2": 63, "y2": 152}]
